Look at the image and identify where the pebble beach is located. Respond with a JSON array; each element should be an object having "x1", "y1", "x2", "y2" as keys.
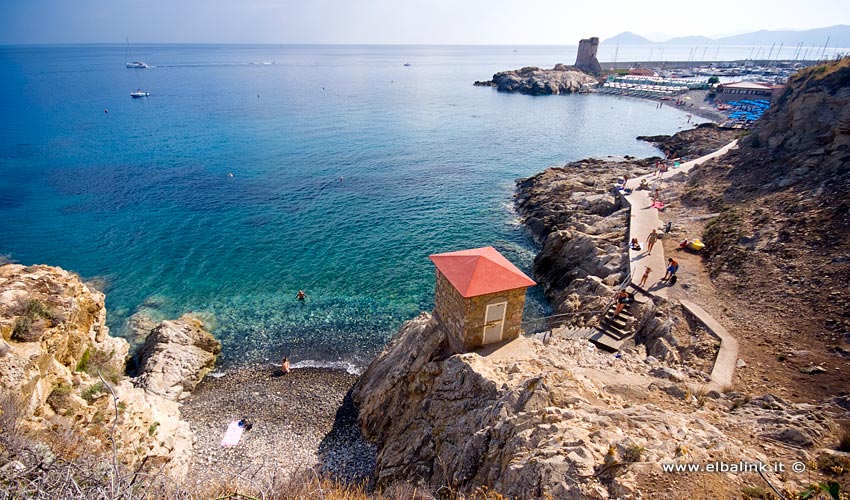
[{"x1": 180, "y1": 365, "x2": 376, "y2": 486}]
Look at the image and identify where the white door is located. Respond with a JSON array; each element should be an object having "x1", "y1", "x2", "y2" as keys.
[{"x1": 482, "y1": 301, "x2": 507, "y2": 344}]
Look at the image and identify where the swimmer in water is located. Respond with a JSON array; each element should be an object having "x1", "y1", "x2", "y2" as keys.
[{"x1": 296, "y1": 290, "x2": 305, "y2": 301}]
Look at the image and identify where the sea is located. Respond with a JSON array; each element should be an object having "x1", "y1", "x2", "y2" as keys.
[{"x1": 0, "y1": 44, "x2": 708, "y2": 370}]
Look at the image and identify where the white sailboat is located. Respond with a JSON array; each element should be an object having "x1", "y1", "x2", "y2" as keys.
[{"x1": 125, "y1": 38, "x2": 148, "y2": 69}]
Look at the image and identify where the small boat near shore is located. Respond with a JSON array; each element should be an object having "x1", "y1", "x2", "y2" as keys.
[{"x1": 130, "y1": 89, "x2": 150, "y2": 98}]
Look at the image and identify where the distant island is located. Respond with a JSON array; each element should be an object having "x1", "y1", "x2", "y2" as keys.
[{"x1": 604, "y1": 24, "x2": 850, "y2": 47}]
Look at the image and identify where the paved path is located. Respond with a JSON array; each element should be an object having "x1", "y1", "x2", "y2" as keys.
[
  {"x1": 619, "y1": 140, "x2": 740, "y2": 387},
  {"x1": 621, "y1": 139, "x2": 738, "y2": 296},
  {"x1": 680, "y1": 300, "x2": 739, "y2": 388}
]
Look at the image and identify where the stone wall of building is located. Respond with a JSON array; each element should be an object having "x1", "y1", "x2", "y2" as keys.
[
  {"x1": 433, "y1": 271, "x2": 529, "y2": 353},
  {"x1": 433, "y1": 270, "x2": 468, "y2": 353},
  {"x1": 459, "y1": 288, "x2": 526, "y2": 350},
  {"x1": 575, "y1": 37, "x2": 603, "y2": 76}
]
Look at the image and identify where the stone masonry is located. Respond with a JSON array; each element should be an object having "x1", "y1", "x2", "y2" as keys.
[{"x1": 433, "y1": 271, "x2": 527, "y2": 353}]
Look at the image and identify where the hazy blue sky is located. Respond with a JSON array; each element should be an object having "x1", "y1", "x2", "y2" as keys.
[{"x1": 1, "y1": 0, "x2": 848, "y2": 44}]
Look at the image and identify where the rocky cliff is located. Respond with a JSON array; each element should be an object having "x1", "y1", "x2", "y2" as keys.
[
  {"x1": 475, "y1": 64, "x2": 598, "y2": 95},
  {"x1": 0, "y1": 264, "x2": 219, "y2": 479},
  {"x1": 685, "y1": 57, "x2": 850, "y2": 344},
  {"x1": 514, "y1": 157, "x2": 639, "y2": 321},
  {"x1": 352, "y1": 313, "x2": 835, "y2": 498}
]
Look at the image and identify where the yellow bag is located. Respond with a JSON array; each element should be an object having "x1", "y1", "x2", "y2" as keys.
[{"x1": 688, "y1": 239, "x2": 705, "y2": 251}]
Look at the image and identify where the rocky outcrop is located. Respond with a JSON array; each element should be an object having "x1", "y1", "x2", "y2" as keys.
[
  {"x1": 353, "y1": 312, "x2": 833, "y2": 498},
  {"x1": 133, "y1": 315, "x2": 221, "y2": 401},
  {"x1": 514, "y1": 158, "x2": 654, "y2": 319},
  {"x1": 574, "y1": 37, "x2": 603, "y2": 76},
  {"x1": 637, "y1": 123, "x2": 740, "y2": 160},
  {"x1": 475, "y1": 64, "x2": 598, "y2": 95},
  {"x1": 0, "y1": 264, "x2": 212, "y2": 478}
]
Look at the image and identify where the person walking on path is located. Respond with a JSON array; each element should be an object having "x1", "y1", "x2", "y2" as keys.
[
  {"x1": 639, "y1": 266, "x2": 652, "y2": 288},
  {"x1": 661, "y1": 258, "x2": 679, "y2": 282},
  {"x1": 645, "y1": 229, "x2": 659, "y2": 254}
]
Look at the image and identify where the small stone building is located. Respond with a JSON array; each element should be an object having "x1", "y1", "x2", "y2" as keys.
[{"x1": 429, "y1": 247, "x2": 536, "y2": 353}]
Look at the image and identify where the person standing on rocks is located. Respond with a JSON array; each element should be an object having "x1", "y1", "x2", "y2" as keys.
[{"x1": 645, "y1": 229, "x2": 659, "y2": 254}]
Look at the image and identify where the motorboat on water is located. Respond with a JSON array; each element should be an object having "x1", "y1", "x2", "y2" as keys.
[
  {"x1": 126, "y1": 61, "x2": 148, "y2": 69},
  {"x1": 130, "y1": 89, "x2": 150, "y2": 98}
]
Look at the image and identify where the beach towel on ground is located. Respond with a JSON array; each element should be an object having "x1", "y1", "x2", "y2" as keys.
[
  {"x1": 221, "y1": 420, "x2": 244, "y2": 447},
  {"x1": 651, "y1": 201, "x2": 664, "y2": 210}
]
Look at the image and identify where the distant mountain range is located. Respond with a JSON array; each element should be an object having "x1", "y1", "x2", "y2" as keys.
[{"x1": 604, "y1": 25, "x2": 850, "y2": 48}]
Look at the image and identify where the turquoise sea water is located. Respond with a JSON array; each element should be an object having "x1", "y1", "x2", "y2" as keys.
[{"x1": 0, "y1": 44, "x2": 703, "y2": 367}]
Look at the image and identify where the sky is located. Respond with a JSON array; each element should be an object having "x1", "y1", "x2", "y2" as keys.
[{"x1": 1, "y1": 0, "x2": 849, "y2": 45}]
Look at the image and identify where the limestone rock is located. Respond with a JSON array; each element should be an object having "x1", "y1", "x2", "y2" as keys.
[
  {"x1": 133, "y1": 315, "x2": 221, "y2": 401},
  {"x1": 0, "y1": 263, "x2": 194, "y2": 479},
  {"x1": 353, "y1": 320, "x2": 835, "y2": 498}
]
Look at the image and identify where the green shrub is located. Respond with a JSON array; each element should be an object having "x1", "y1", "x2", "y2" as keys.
[
  {"x1": 76, "y1": 348, "x2": 123, "y2": 383},
  {"x1": 80, "y1": 382, "x2": 104, "y2": 404},
  {"x1": 76, "y1": 348, "x2": 92, "y2": 372},
  {"x1": 12, "y1": 317, "x2": 33, "y2": 338},
  {"x1": 621, "y1": 444, "x2": 644, "y2": 463},
  {"x1": 46, "y1": 384, "x2": 73, "y2": 411},
  {"x1": 148, "y1": 422, "x2": 160, "y2": 436},
  {"x1": 741, "y1": 485, "x2": 776, "y2": 499}
]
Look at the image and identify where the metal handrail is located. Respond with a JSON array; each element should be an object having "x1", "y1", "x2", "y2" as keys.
[{"x1": 523, "y1": 270, "x2": 633, "y2": 335}]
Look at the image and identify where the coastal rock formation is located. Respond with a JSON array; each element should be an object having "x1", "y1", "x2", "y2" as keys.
[
  {"x1": 475, "y1": 64, "x2": 598, "y2": 95},
  {"x1": 514, "y1": 158, "x2": 653, "y2": 319},
  {"x1": 0, "y1": 264, "x2": 202, "y2": 478},
  {"x1": 574, "y1": 37, "x2": 603, "y2": 76},
  {"x1": 133, "y1": 315, "x2": 221, "y2": 401},
  {"x1": 637, "y1": 123, "x2": 740, "y2": 159},
  {"x1": 353, "y1": 312, "x2": 834, "y2": 498}
]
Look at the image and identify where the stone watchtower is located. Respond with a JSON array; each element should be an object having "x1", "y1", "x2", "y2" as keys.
[
  {"x1": 575, "y1": 37, "x2": 603, "y2": 76},
  {"x1": 429, "y1": 247, "x2": 536, "y2": 354}
]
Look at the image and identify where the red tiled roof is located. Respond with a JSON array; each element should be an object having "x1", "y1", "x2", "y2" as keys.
[{"x1": 429, "y1": 246, "x2": 536, "y2": 298}]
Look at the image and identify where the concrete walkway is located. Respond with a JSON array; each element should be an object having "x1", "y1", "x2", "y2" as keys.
[
  {"x1": 621, "y1": 139, "x2": 738, "y2": 296},
  {"x1": 619, "y1": 140, "x2": 740, "y2": 387},
  {"x1": 680, "y1": 300, "x2": 739, "y2": 388}
]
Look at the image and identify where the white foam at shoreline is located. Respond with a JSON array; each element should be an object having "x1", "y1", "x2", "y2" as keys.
[{"x1": 291, "y1": 359, "x2": 363, "y2": 375}]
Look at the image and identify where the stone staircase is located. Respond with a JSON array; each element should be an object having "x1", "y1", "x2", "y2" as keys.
[{"x1": 588, "y1": 291, "x2": 640, "y2": 352}]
